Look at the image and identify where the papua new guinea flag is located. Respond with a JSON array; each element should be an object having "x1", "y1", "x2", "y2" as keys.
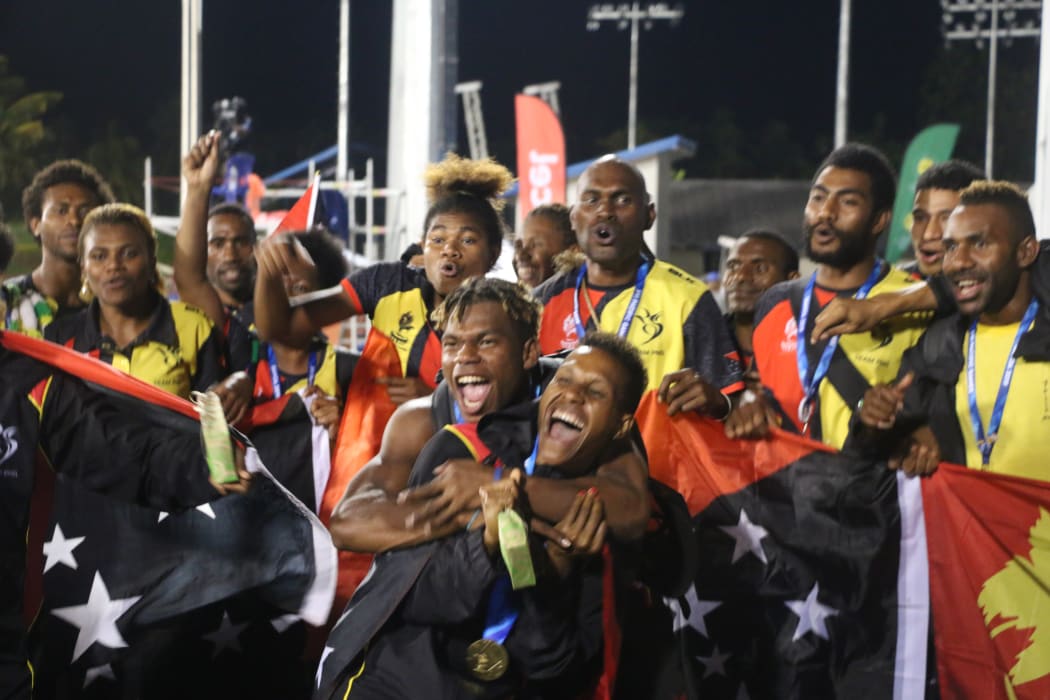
[
  {"x1": 0, "y1": 331, "x2": 336, "y2": 699},
  {"x1": 922, "y1": 464, "x2": 1050, "y2": 699},
  {"x1": 633, "y1": 392, "x2": 931, "y2": 699}
]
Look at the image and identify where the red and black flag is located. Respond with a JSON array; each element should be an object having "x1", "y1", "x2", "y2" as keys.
[
  {"x1": 632, "y1": 392, "x2": 931, "y2": 699},
  {"x1": 0, "y1": 331, "x2": 336, "y2": 699},
  {"x1": 922, "y1": 464, "x2": 1050, "y2": 699}
]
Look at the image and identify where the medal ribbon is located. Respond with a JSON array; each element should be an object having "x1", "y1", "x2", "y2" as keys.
[
  {"x1": 572, "y1": 258, "x2": 652, "y2": 341},
  {"x1": 266, "y1": 344, "x2": 318, "y2": 399},
  {"x1": 966, "y1": 298, "x2": 1039, "y2": 466},
  {"x1": 795, "y1": 260, "x2": 884, "y2": 423},
  {"x1": 480, "y1": 438, "x2": 539, "y2": 648}
]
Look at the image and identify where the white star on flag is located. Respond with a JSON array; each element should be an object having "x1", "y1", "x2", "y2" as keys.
[
  {"x1": 51, "y1": 572, "x2": 141, "y2": 662},
  {"x1": 785, "y1": 582, "x2": 839, "y2": 642},
  {"x1": 83, "y1": 663, "x2": 116, "y2": 688},
  {"x1": 43, "y1": 524, "x2": 85, "y2": 573},
  {"x1": 697, "y1": 644, "x2": 731, "y2": 678},
  {"x1": 204, "y1": 611, "x2": 248, "y2": 658},
  {"x1": 719, "y1": 509, "x2": 769, "y2": 564},
  {"x1": 666, "y1": 585, "x2": 721, "y2": 638}
]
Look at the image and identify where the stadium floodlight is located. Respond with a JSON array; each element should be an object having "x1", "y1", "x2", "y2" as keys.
[
  {"x1": 942, "y1": 0, "x2": 1042, "y2": 177},
  {"x1": 585, "y1": 3, "x2": 685, "y2": 150}
]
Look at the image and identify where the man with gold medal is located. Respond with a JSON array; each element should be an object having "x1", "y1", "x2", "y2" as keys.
[{"x1": 314, "y1": 326, "x2": 647, "y2": 699}]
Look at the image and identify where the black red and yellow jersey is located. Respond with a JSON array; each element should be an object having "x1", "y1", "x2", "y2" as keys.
[
  {"x1": 251, "y1": 338, "x2": 357, "y2": 402},
  {"x1": 340, "y1": 262, "x2": 442, "y2": 387},
  {"x1": 534, "y1": 260, "x2": 743, "y2": 394},
  {"x1": 1, "y1": 273, "x2": 85, "y2": 337},
  {"x1": 751, "y1": 265, "x2": 929, "y2": 449},
  {"x1": 44, "y1": 295, "x2": 225, "y2": 398}
]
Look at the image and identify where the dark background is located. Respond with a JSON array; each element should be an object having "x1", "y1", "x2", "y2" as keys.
[{"x1": 0, "y1": 0, "x2": 1040, "y2": 211}]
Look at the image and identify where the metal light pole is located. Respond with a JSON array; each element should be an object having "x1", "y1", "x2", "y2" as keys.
[
  {"x1": 942, "y1": 0, "x2": 1041, "y2": 177},
  {"x1": 180, "y1": 0, "x2": 202, "y2": 206},
  {"x1": 586, "y1": 2, "x2": 684, "y2": 151},
  {"x1": 834, "y1": 0, "x2": 851, "y2": 147},
  {"x1": 337, "y1": 0, "x2": 351, "y2": 182}
]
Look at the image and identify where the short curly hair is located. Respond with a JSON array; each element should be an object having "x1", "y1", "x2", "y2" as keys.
[
  {"x1": 525, "y1": 203, "x2": 575, "y2": 248},
  {"x1": 431, "y1": 276, "x2": 541, "y2": 345},
  {"x1": 21, "y1": 159, "x2": 115, "y2": 225},
  {"x1": 577, "y1": 332, "x2": 647, "y2": 413},
  {"x1": 293, "y1": 226, "x2": 349, "y2": 289},
  {"x1": 957, "y1": 180, "x2": 1034, "y2": 245}
]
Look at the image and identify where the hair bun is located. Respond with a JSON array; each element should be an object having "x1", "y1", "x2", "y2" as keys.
[{"x1": 424, "y1": 153, "x2": 514, "y2": 211}]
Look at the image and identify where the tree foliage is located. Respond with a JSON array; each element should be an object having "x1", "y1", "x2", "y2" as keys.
[{"x1": 0, "y1": 55, "x2": 62, "y2": 197}]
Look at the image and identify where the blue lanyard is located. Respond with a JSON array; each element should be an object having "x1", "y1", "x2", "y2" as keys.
[
  {"x1": 481, "y1": 438, "x2": 539, "y2": 646},
  {"x1": 572, "y1": 258, "x2": 651, "y2": 341},
  {"x1": 266, "y1": 344, "x2": 318, "y2": 398},
  {"x1": 795, "y1": 260, "x2": 884, "y2": 425},
  {"x1": 966, "y1": 298, "x2": 1039, "y2": 466}
]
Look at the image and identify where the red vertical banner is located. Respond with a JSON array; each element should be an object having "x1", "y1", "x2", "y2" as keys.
[{"x1": 515, "y1": 94, "x2": 566, "y2": 220}]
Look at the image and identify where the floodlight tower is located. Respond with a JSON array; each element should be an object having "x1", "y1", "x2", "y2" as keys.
[
  {"x1": 585, "y1": 2, "x2": 684, "y2": 150},
  {"x1": 942, "y1": 0, "x2": 1042, "y2": 177},
  {"x1": 523, "y1": 81, "x2": 562, "y2": 117}
]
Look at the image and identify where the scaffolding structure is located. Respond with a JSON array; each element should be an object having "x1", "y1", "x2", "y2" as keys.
[{"x1": 143, "y1": 155, "x2": 406, "y2": 351}]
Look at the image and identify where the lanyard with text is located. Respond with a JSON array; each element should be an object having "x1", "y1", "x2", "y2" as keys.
[
  {"x1": 795, "y1": 260, "x2": 884, "y2": 430},
  {"x1": 266, "y1": 344, "x2": 318, "y2": 399},
  {"x1": 966, "y1": 298, "x2": 1039, "y2": 466},
  {"x1": 472, "y1": 438, "x2": 540, "y2": 680},
  {"x1": 572, "y1": 258, "x2": 652, "y2": 341}
]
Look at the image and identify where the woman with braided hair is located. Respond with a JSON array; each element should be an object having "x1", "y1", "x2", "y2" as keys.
[{"x1": 254, "y1": 153, "x2": 513, "y2": 403}]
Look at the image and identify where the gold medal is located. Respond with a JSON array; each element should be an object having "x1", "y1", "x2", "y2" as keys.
[{"x1": 466, "y1": 638, "x2": 509, "y2": 681}]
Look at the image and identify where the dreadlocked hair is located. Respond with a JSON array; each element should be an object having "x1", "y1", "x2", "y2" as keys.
[
  {"x1": 431, "y1": 276, "x2": 541, "y2": 346},
  {"x1": 422, "y1": 153, "x2": 514, "y2": 264}
]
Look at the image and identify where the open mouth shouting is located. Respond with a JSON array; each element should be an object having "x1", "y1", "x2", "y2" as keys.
[
  {"x1": 592, "y1": 224, "x2": 617, "y2": 245},
  {"x1": 439, "y1": 261, "x2": 462, "y2": 279},
  {"x1": 916, "y1": 243, "x2": 943, "y2": 269},
  {"x1": 455, "y1": 374, "x2": 492, "y2": 417}
]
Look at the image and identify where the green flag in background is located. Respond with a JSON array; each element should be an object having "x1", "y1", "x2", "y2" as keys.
[{"x1": 885, "y1": 124, "x2": 960, "y2": 263}]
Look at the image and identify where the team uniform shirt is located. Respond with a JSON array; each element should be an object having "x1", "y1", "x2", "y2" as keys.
[
  {"x1": 340, "y1": 261, "x2": 442, "y2": 387},
  {"x1": 954, "y1": 319, "x2": 1050, "y2": 479},
  {"x1": 1, "y1": 274, "x2": 85, "y2": 337},
  {"x1": 251, "y1": 338, "x2": 356, "y2": 402},
  {"x1": 752, "y1": 265, "x2": 929, "y2": 449},
  {"x1": 535, "y1": 260, "x2": 744, "y2": 394},
  {"x1": 45, "y1": 294, "x2": 224, "y2": 398}
]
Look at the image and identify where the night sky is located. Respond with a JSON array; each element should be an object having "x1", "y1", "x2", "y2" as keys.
[{"x1": 0, "y1": 0, "x2": 1040, "y2": 196}]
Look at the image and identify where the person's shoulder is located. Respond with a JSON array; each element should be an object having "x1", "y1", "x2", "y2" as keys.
[
  {"x1": 754, "y1": 278, "x2": 803, "y2": 325},
  {"x1": 1, "y1": 273, "x2": 31, "y2": 293},
  {"x1": 534, "y1": 268, "x2": 576, "y2": 304},
  {"x1": 896, "y1": 260, "x2": 922, "y2": 279},
  {"x1": 351, "y1": 261, "x2": 423, "y2": 290},
  {"x1": 169, "y1": 299, "x2": 217, "y2": 331},
  {"x1": 42, "y1": 305, "x2": 86, "y2": 342},
  {"x1": 650, "y1": 259, "x2": 704, "y2": 287},
  {"x1": 874, "y1": 264, "x2": 921, "y2": 293}
]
